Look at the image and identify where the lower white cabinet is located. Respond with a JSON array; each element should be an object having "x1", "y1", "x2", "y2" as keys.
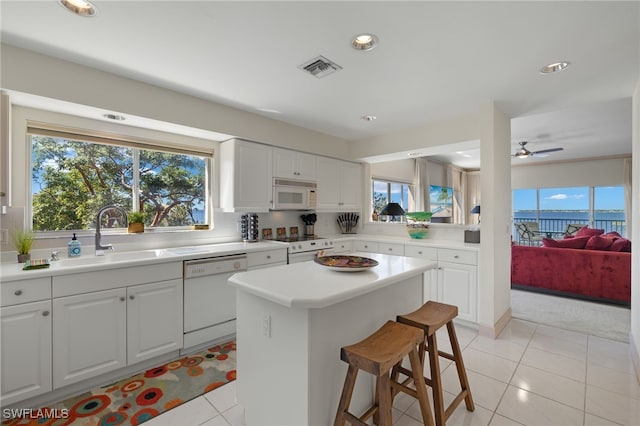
[
  {"x1": 404, "y1": 244, "x2": 478, "y2": 323},
  {"x1": 53, "y1": 279, "x2": 183, "y2": 388},
  {"x1": 53, "y1": 288, "x2": 127, "y2": 388},
  {"x1": 127, "y1": 279, "x2": 183, "y2": 365},
  {"x1": 0, "y1": 300, "x2": 52, "y2": 405},
  {"x1": 437, "y1": 262, "x2": 478, "y2": 322}
]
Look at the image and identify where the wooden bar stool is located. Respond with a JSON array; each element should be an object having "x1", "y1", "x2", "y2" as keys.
[
  {"x1": 334, "y1": 320, "x2": 435, "y2": 426},
  {"x1": 393, "y1": 301, "x2": 474, "y2": 426}
]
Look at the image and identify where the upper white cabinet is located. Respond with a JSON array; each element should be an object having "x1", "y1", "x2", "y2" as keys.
[
  {"x1": 220, "y1": 139, "x2": 273, "y2": 212},
  {"x1": 273, "y1": 148, "x2": 317, "y2": 181},
  {"x1": 317, "y1": 157, "x2": 362, "y2": 212}
]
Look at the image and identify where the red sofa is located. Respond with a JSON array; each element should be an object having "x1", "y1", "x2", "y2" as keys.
[{"x1": 511, "y1": 244, "x2": 631, "y2": 305}]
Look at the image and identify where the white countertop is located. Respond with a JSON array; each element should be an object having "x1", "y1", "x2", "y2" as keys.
[
  {"x1": 328, "y1": 234, "x2": 481, "y2": 250},
  {"x1": 228, "y1": 252, "x2": 437, "y2": 309},
  {"x1": 0, "y1": 241, "x2": 288, "y2": 282}
]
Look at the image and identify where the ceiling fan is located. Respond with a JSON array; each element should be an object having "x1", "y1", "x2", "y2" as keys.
[{"x1": 512, "y1": 141, "x2": 563, "y2": 158}]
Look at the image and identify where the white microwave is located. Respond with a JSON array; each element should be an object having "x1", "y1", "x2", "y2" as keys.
[{"x1": 272, "y1": 178, "x2": 317, "y2": 210}]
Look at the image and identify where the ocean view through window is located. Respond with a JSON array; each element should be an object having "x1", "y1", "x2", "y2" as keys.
[{"x1": 513, "y1": 186, "x2": 626, "y2": 241}]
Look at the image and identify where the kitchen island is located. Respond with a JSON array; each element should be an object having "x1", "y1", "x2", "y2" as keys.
[{"x1": 228, "y1": 252, "x2": 437, "y2": 425}]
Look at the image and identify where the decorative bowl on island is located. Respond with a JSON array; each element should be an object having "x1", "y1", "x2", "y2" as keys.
[
  {"x1": 314, "y1": 255, "x2": 379, "y2": 272},
  {"x1": 405, "y1": 212, "x2": 433, "y2": 239}
]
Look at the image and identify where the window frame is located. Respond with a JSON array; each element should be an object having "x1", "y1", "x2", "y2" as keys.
[
  {"x1": 371, "y1": 178, "x2": 414, "y2": 222},
  {"x1": 27, "y1": 122, "x2": 214, "y2": 235}
]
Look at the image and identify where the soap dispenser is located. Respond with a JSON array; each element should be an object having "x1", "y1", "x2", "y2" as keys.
[{"x1": 68, "y1": 233, "x2": 81, "y2": 257}]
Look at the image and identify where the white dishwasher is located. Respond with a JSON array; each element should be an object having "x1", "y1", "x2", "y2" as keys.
[{"x1": 183, "y1": 254, "x2": 247, "y2": 349}]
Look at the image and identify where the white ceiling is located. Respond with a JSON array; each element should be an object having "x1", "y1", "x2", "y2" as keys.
[{"x1": 1, "y1": 1, "x2": 637, "y2": 168}]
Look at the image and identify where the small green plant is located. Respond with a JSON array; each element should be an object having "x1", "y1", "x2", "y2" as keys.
[
  {"x1": 12, "y1": 229, "x2": 35, "y2": 255},
  {"x1": 127, "y1": 211, "x2": 146, "y2": 223}
]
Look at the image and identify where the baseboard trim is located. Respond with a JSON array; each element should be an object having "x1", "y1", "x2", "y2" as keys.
[
  {"x1": 631, "y1": 332, "x2": 640, "y2": 384},
  {"x1": 478, "y1": 307, "x2": 512, "y2": 338}
]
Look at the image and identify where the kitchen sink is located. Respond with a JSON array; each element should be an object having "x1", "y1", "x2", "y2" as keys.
[{"x1": 53, "y1": 250, "x2": 163, "y2": 267}]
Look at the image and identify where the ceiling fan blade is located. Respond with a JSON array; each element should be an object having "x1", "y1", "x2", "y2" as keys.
[{"x1": 532, "y1": 147, "x2": 563, "y2": 155}]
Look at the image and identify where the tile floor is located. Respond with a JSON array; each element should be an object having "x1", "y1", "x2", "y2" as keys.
[{"x1": 145, "y1": 318, "x2": 640, "y2": 426}]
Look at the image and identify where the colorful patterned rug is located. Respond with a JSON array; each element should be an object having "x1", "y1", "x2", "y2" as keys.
[{"x1": 3, "y1": 341, "x2": 236, "y2": 426}]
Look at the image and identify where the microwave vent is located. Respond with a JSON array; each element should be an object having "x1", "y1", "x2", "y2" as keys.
[{"x1": 299, "y1": 55, "x2": 342, "y2": 78}]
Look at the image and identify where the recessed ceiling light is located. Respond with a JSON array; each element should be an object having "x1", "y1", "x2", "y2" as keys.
[
  {"x1": 103, "y1": 113, "x2": 125, "y2": 121},
  {"x1": 59, "y1": 0, "x2": 96, "y2": 17},
  {"x1": 361, "y1": 115, "x2": 377, "y2": 121},
  {"x1": 539, "y1": 61, "x2": 570, "y2": 74},
  {"x1": 352, "y1": 33, "x2": 378, "y2": 51}
]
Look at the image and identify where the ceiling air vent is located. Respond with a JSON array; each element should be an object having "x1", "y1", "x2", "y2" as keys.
[{"x1": 299, "y1": 55, "x2": 342, "y2": 78}]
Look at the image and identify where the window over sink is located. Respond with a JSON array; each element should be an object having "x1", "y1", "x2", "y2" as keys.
[{"x1": 29, "y1": 124, "x2": 212, "y2": 232}]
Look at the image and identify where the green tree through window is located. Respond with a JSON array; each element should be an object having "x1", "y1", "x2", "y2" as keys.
[{"x1": 31, "y1": 136, "x2": 207, "y2": 231}]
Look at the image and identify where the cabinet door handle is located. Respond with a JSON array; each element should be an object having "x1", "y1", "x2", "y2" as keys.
[
  {"x1": 14, "y1": 290, "x2": 23, "y2": 296},
  {"x1": 266, "y1": 255, "x2": 271, "y2": 259},
  {"x1": 129, "y1": 295, "x2": 135, "y2": 300},
  {"x1": 454, "y1": 255, "x2": 459, "y2": 258},
  {"x1": 388, "y1": 248, "x2": 393, "y2": 251},
  {"x1": 418, "y1": 251, "x2": 423, "y2": 254},
  {"x1": 120, "y1": 297, "x2": 126, "y2": 302},
  {"x1": 42, "y1": 310, "x2": 50, "y2": 317}
]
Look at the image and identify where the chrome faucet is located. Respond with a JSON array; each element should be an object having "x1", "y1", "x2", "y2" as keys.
[{"x1": 95, "y1": 205, "x2": 128, "y2": 255}]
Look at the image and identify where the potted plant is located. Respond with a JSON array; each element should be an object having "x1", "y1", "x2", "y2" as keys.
[
  {"x1": 13, "y1": 229, "x2": 35, "y2": 263},
  {"x1": 127, "y1": 211, "x2": 145, "y2": 234}
]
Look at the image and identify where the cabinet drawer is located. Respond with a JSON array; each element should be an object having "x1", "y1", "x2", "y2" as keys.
[
  {"x1": 378, "y1": 243, "x2": 405, "y2": 256},
  {"x1": 404, "y1": 245, "x2": 438, "y2": 260},
  {"x1": 333, "y1": 240, "x2": 354, "y2": 253},
  {"x1": 354, "y1": 241, "x2": 378, "y2": 252},
  {"x1": 53, "y1": 262, "x2": 182, "y2": 298},
  {"x1": 437, "y1": 248, "x2": 477, "y2": 265},
  {"x1": 247, "y1": 249, "x2": 287, "y2": 268},
  {"x1": 1, "y1": 277, "x2": 52, "y2": 307}
]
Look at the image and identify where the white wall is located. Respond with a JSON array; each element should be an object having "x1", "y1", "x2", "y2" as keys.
[
  {"x1": 370, "y1": 159, "x2": 413, "y2": 183},
  {"x1": 1, "y1": 44, "x2": 349, "y2": 158},
  {"x1": 512, "y1": 157, "x2": 628, "y2": 189},
  {"x1": 631, "y1": 78, "x2": 639, "y2": 382}
]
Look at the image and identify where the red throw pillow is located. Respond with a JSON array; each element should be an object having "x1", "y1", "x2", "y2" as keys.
[
  {"x1": 542, "y1": 236, "x2": 590, "y2": 249},
  {"x1": 576, "y1": 227, "x2": 605, "y2": 237},
  {"x1": 604, "y1": 231, "x2": 622, "y2": 238},
  {"x1": 585, "y1": 235, "x2": 613, "y2": 251},
  {"x1": 610, "y1": 238, "x2": 631, "y2": 252}
]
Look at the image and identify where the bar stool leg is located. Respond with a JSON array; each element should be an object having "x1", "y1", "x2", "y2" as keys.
[
  {"x1": 408, "y1": 348, "x2": 435, "y2": 426},
  {"x1": 334, "y1": 365, "x2": 358, "y2": 426},
  {"x1": 446, "y1": 322, "x2": 475, "y2": 411},
  {"x1": 427, "y1": 332, "x2": 446, "y2": 426},
  {"x1": 376, "y1": 373, "x2": 393, "y2": 426}
]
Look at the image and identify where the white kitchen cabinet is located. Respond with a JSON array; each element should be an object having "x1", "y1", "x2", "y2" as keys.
[
  {"x1": 354, "y1": 240, "x2": 379, "y2": 252},
  {"x1": 437, "y1": 262, "x2": 477, "y2": 322},
  {"x1": 353, "y1": 240, "x2": 404, "y2": 256},
  {"x1": 378, "y1": 242, "x2": 405, "y2": 256},
  {"x1": 273, "y1": 148, "x2": 317, "y2": 181},
  {"x1": 316, "y1": 157, "x2": 362, "y2": 212},
  {"x1": 247, "y1": 248, "x2": 288, "y2": 269},
  {"x1": 127, "y1": 279, "x2": 183, "y2": 365},
  {"x1": 404, "y1": 245, "x2": 478, "y2": 322},
  {"x1": 53, "y1": 288, "x2": 127, "y2": 388},
  {"x1": 332, "y1": 240, "x2": 354, "y2": 253},
  {"x1": 1, "y1": 300, "x2": 52, "y2": 405},
  {"x1": 220, "y1": 139, "x2": 273, "y2": 212},
  {"x1": 52, "y1": 261, "x2": 183, "y2": 388}
]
